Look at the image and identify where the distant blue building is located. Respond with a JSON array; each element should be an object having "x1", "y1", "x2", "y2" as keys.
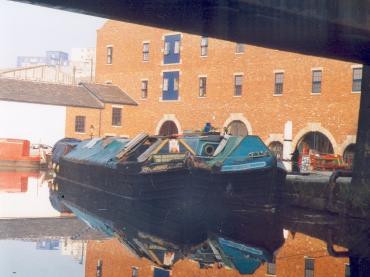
[
  {"x1": 17, "y1": 51, "x2": 69, "y2": 67},
  {"x1": 17, "y1": 56, "x2": 46, "y2": 67},
  {"x1": 46, "y1": 51, "x2": 69, "y2": 66}
]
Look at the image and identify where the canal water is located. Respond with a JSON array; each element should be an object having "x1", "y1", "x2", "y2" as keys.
[{"x1": 0, "y1": 170, "x2": 369, "y2": 277}]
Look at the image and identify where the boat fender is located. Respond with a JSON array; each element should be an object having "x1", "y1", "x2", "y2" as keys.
[{"x1": 185, "y1": 152, "x2": 195, "y2": 169}]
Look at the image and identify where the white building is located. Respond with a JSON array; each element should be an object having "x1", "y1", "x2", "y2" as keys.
[
  {"x1": 0, "y1": 78, "x2": 103, "y2": 146},
  {"x1": 70, "y1": 47, "x2": 96, "y2": 83}
]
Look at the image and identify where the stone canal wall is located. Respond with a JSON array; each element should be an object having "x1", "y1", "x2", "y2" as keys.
[{"x1": 281, "y1": 173, "x2": 358, "y2": 217}]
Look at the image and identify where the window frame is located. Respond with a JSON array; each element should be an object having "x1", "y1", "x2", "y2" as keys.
[
  {"x1": 312, "y1": 70, "x2": 322, "y2": 94},
  {"x1": 164, "y1": 41, "x2": 170, "y2": 55},
  {"x1": 111, "y1": 107, "x2": 122, "y2": 127},
  {"x1": 174, "y1": 41, "x2": 180, "y2": 54},
  {"x1": 200, "y1": 37, "x2": 208, "y2": 57},
  {"x1": 141, "y1": 80, "x2": 148, "y2": 99},
  {"x1": 74, "y1": 116, "x2": 86, "y2": 133},
  {"x1": 234, "y1": 74, "x2": 243, "y2": 96},
  {"x1": 106, "y1": 46, "x2": 113, "y2": 64},
  {"x1": 345, "y1": 264, "x2": 350, "y2": 277},
  {"x1": 352, "y1": 67, "x2": 362, "y2": 92},
  {"x1": 266, "y1": 262, "x2": 276, "y2": 275},
  {"x1": 304, "y1": 257, "x2": 315, "y2": 277},
  {"x1": 199, "y1": 77, "x2": 207, "y2": 97},
  {"x1": 142, "y1": 42, "x2": 150, "y2": 61},
  {"x1": 162, "y1": 71, "x2": 180, "y2": 101},
  {"x1": 163, "y1": 78, "x2": 169, "y2": 91},
  {"x1": 235, "y1": 43, "x2": 245, "y2": 54},
  {"x1": 163, "y1": 34, "x2": 181, "y2": 64},
  {"x1": 131, "y1": 267, "x2": 139, "y2": 277},
  {"x1": 274, "y1": 72, "x2": 284, "y2": 95}
]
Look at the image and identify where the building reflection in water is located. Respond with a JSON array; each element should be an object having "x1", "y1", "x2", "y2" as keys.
[
  {"x1": 50, "y1": 177, "x2": 366, "y2": 277},
  {"x1": 0, "y1": 170, "x2": 97, "y2": 276},
  {"x1": 0, "y1": 170, "x2": 62, "y2": 218},
  {"x1": 84, "y1": 233, "x2": 349, "y2": 277}
]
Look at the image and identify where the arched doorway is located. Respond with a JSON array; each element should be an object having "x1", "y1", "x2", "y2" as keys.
[
  {"x1": 268, "y1": 141, "x2": 283, "y2": 160},
  {"x1": 293, "y1": 131, "x2": 334, "y2": 172},
  {"x1": 158, "y1": 120, "x2": 178, "y2": 136},
  {"x1": 297, "y1": 131, "x2": 334, "y2": 154},
  {"x1": 343, "y1": 144, "x2": 355, "y2": 169},
  {"x1": 227, "y1": 120, "x2": 248, "y2": 136}
]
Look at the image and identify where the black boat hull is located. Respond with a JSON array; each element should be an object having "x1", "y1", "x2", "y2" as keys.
[
  {"x1": 192, "y1": 166, "x2": 286, "y2": 209},
  {"x1": 57, "y1": 158, "x2": 208, "y2": 205}
]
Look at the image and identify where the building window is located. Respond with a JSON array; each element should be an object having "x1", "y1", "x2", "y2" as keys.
[
  {"x1": 266, "y1": 262, "x2": 276, "y2": 275},
  {"x1": 174, "y1": 41, "x2": 180, "y2": 54},
  {"x1": 112, "y1": 107, "x2": 122, "y2": 126},
  {"x1": 96, "y1": 259, "x2": 103, "y2": 277},
  {"x1": 162, "y1": 71, "x2": 179, "y2": 100},
  {"x1": 163, "y1": 34, "x2": 181, "y2": 64},
  {"x1": 106, "y1": 46, "x2": 113, "y2": 64},
  {"x1": 226, "y1": 120, "x2": 248, "y2": 136},
  {"x1": 236, "y1": 43, "x2": 245, "y2": 53},
  {"x1": 200, "y1": 37, "x2": 208, "y2": 56},
  {"x1": 312, "y1": 70, "x2": 322, "y2": 93},
  {"x1": 163, "y1": 78, "x2": 169, "y2": 91},
  {"x1": 268, "y1": 141, "x2": 283, "y2": 160},
  {"x1": 142, "y1": 43, "x2": 149, "y2": 61},
  {"x1": 164, "y1": 42, "x2": 170, "y2": 55},
  {"x1": 141, "y1": 80, "x2": 148, "y2": 98},
  {"x1": 274, "y1": 72, "x2": 284, "y2": 95},
  {"x1": 352, "y1": 67, "x2": 362, "y2": 92},
  {"x1": 154, "y1": 268, "x2": 170, "y2": 277},
  {"x1": 345, "y1": 264, "x2": 350, "y2": 277},
  {"x1": 132, "y1": 267, "x2": 138, "y2": 277},
  {"x1": 199, "y1": 77, "x2": 207, "y2": 97},
  {"x1": 234, "y1": 75, "x2": 243, "y2": 96},
  {"x1": 304, "y1": 258, "x2": 314, "y2": 277},
  {"x1": 75, "y1": 116, "x2": 85, "y2": 133}
]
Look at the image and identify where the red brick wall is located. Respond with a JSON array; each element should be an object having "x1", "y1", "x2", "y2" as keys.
[{"x1": 95, "y1": 20, "x2": 361, "y2": 155}]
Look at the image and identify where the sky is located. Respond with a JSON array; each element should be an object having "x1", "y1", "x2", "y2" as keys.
[{"x1": 0, "y1": 0, "x2": 106, "y2": 68}]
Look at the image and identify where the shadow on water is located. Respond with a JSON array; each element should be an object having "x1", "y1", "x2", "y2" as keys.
[{"x1": 50, "y1": 177, "x2": 370, "y2": 276}]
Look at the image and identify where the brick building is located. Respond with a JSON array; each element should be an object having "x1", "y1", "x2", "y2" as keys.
[
  {"x1": 85, "y1": 232, "x2": 349, "y2": 277},
  {"x1": 88, "y1": 20, "x2": 362, "y2": 168}
]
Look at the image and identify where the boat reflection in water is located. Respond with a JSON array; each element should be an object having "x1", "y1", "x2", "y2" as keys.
[
  {"x1": 53, "y1": 177, "x2": 284, "y2": 275},
  {"x1": 50, "y1": 175, "x2": 370, "y2": 277}
]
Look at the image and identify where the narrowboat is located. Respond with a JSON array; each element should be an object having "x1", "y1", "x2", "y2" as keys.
[
  {"x1": 0, "y1": 138, "x2": 41, "y2": 169},
  {"x1": 183, "y1": 134, "x2": 287, "y2": 208},
  {"x1": 55, "y1": 132, "x2": 286, "y2": 206},
  {"x1": 51, "y1": 137, "x2": 81, "y2": 169}
]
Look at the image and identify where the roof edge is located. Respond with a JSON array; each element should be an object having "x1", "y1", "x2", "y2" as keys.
[
  {"x1": 80, "y1": 82, "x2": 138, "y2": 106},
  {"x1": 79, "y1": 82, "x2": 105, "y2": 106}
]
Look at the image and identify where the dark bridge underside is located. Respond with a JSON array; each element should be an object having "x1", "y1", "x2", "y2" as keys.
[{"x1": 13, "y1": 0, "x2": 370, "y2": 64}]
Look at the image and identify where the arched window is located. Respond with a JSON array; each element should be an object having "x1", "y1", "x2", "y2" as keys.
[
  {"x1": 297, "y1": 131, "x2": 334, "y2": 154},
  {"x1": 343, "y1": 144, "x2": 355, "y2": 169},
  {"x1": 227, "y1": 120, "x2": 248, "y2": 136},
  {"x1": 158, "y1": 121, "x2": 178, "y2": 136},
  {"x1": 268, "y1": 141, "x2": 283, "y2": 160}
]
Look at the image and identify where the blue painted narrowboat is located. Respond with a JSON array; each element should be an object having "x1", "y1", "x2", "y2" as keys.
[{"x1": 55, "y1": 132, "x2": 285, "y2": 206}]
